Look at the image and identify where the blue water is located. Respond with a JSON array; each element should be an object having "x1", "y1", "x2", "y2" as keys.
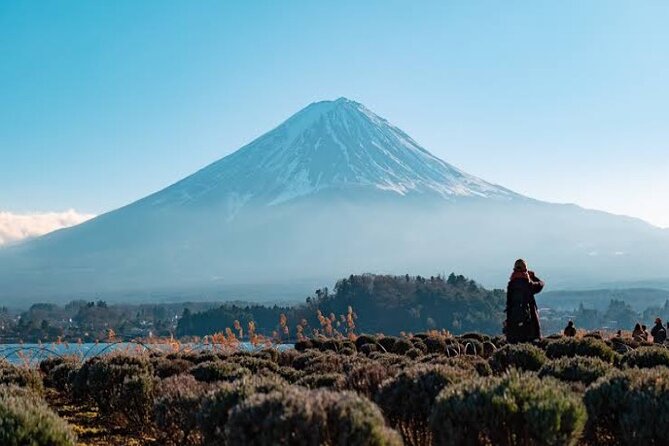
[{"x1": 0, "y1": 342, "x2": 293, "y2": 365}]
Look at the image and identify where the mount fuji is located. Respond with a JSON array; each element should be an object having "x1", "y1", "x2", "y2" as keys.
[{"x1": 1, "y1": 98, "x2": 668, "y2": 304}]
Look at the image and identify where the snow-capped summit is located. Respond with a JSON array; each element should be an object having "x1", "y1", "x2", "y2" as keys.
[{"x1": 147, "y1": 98, "x2": 517, "y2": 212}]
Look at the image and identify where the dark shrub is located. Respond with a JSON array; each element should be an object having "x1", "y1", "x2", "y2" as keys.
[
  {"x1": 151, "y1": 357, "x2": 192, "y2": 379},
  {"x1": 39, "y1": 356, "x2": 78, "y2": 375},
  {"x1": 410, "y1": 338, "x2": 428, "y2": 354},
  {"x1": 154, "y1": 374, "x2": 209, "y2": 446},
  {"x1": 190, "y1": 361, "x2": 250, "y2": 383},
  {"x1": 460, "y1": 332, "x2": 487, "y2": 343},
  {"x1": 360, "y1": 344, "x2": 379, "y2": 355},
  {"x1": 377, "y1": 336, "x2": 399, "y2": 352},
  {"x1": 78, "y1": 354, "x2": 154, "y2": 428},
  {"x1": 225, "y1": 387, "x2": 401, "y2": 446},
  {"x1": 0, "y1": 366, "x2": 44, "y2": 396},
  {"x1": 294, "y1": 340, "x2": 314, "y2": 351},
  {"x1": 545, "y1": 338, "x2": 617, "y2": 363},
  {"x1": 430, "y1": 356, "x2": 493, "y2": 377},
  {"x1": 376, "y1": 364, "x2": 468, "y2": 446},
  {"x1": 405, "y1": 348, "x2": 423, "y2": 359},
  {"x1": 276, "y1": 366, "x2": 305, "y2": 383},
  {"x1": 539, "y1": 357, "x2": 613, "y2": 385},
  {"x1": 368, "y1": 353, "x2": 411, "y2": 372},
  {"x1": 345, "y1": 362, "x2": 390, "y2": 399},
  {"x1": 431, "y1": 371, "x2": 586, "y2": 446},
  {"x1": 277, "y1": 349, "x2": 300, "y2": 367},
  {"x1": 296, "y1": 372, "x2": 346, "y2": 390},
  {"x1": 198, "y1": 375, "x2": 287, "y2": 446},
  {"x1": 459, "y1": 339, "x2": 483, "y2": 356},
  {"x1": 392, "y1": 339, "x2": 413, "y2": 355},
  {"x1": 0, "y1": 385, "x2": 77, "y2": 445},
  {"x1": 424, "y1": 337, "x2": 446, "y2": 354},
  {"x1": 302, "y1": 353, "x2": 345, "y2": 374},
  {"x1": 256, "y1": 348, "x2": 280, "y2": 363},
  {"x1": 46, "y1": 362, "x2": 80, "y2": 392},
  {"x1": 292, "y1": 350, "x2": 323, "y2": 370},
  {"x1": 234, "y1": 356, "x2": 280, "y2": 374},
  {"x1": 585, "y1": 367, "x2": 669, "y2": 444},
  {"x1": 490, "y1": 343, "x2": 547, "y2": 373},
  {"x1": 355, "y1": 335, "x2": 378, "y2": 350},
  {"x1": 620, "y1": 346, "x2": 669, "y2": 369}
]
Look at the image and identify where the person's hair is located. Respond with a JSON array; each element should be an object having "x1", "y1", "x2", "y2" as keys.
[
  {"x1": 634, "y1": 323, "x2": 641, "y2": 331},
  {"x1": 513, "y1": 259, "x2": 528, "y2": 272},
  {"x1": 567, "y1": 321, "x2": 574, "y2": 327},
  {"x1": 642, "y1": 325, "x2": 647, "y2": 330}
]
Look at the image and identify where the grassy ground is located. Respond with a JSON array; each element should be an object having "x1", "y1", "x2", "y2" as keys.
[{"x1": 45, "y1": 389, "x2": 155, "y2": 446}]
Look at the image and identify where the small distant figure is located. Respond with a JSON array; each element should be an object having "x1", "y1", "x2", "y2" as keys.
[
  {"x1": 505, "y1": 259, "x2": 545, "y2": 343},
  {"x1": 563, "y1": 320, "x2": 576, "y2": 337},
  {"x1": 651, "y1": 318, "x2": 667, "y2": 344},
  {"x1": 632, "y1": 323, "x2": 644, "y2": 341}
]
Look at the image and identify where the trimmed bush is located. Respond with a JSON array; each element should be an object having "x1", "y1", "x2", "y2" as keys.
[
  {"x1": 296, "y1": 372, "x2": 346, "y2": 390},
  {"x1": 545, "y1": 338, "x2": 618, "y2": 363},
  {"x1": 489, "y1": 343, "x2": 547, "y2": 373},
  {"x1": 619, "y1": 346, "x2": 669, "y2": 369},
  {"x1": 46, "y1": 362, "x2": 80, "y2": 392},
  {"x1": 539, "y1": 357, "x2": 613, "y2": 385},
  {"x1": 151, "y1": 357, "x2": 192, "y2": 379},
  {"x1": 197, "y1": 375, "x2": 287, "y2": 446},
  {"x1": 190, "y1": 361, "x2": 250, "y2": 383},
  {"x1": 225, "y1": 387, "x2": 402, "y2": 446},
  {"x1": 345, "y1": 362, "x2": 390, "y2": 399},
  {"x1": 376, "y1": 364, "x2": 468, "y2": 446},
  {"x1": 0, "y1": 385, "x2": 77, "y2": 445},
  {"x1": 0, "y1": 366, "x2": 44, "y2": 396},
  {"x1": 154, "y1": 374, "x2": 209, "y2": 446},
  {"x1": 76, "y1": 354, "x2": 154, "y2": 428},
  {"x1": 377, "y1": 336, "x2": 399, "y2": 352},
  {"x1": 585, "y1": 367, "x2": 669, "y2": 444},
  {"x1": 431, "y1": 371, "x2": 586, "y2": 446},
  {"x1": 392, "y1": 339, "x2": 414, "y2": 355}
]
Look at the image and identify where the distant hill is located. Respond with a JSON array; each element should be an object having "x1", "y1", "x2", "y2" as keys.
[{"x1": 177, "y1": 273, "x2": 506, "y2": 336}]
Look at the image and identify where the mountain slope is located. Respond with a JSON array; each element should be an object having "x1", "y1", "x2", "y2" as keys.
[
  {"x1": 141, "y1": 98, "x2": 517, "y2": 214},
  {"x1": 1, "y1": 98, "x2": 668, "y2": 304}
]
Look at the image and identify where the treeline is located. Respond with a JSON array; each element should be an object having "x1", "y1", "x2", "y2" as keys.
[{"x1": 176, "y1": 273, "x2": 506, "y2": 337}]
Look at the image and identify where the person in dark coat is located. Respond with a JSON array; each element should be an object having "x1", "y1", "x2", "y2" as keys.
[
  {"x1": 563, "y1": 320, "x2": 577, "y2": 337},
  {"x1": 505, "y1": 259, "x2": 545, "y2": 343},
  {"x1": 651, "y1": 318, "x2": 666, "y2": 344}
]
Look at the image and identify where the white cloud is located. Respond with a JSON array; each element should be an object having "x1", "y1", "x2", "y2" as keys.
[{"x1": 0, "y1": 210, "x2": 95, "y2": 246}]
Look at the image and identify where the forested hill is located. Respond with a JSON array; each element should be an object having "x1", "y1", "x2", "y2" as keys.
[{"x1": 176, "y1": 273, "x2": 506, "y2": 337}]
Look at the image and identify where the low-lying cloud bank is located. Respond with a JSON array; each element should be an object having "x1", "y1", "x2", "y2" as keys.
[{"x1": 0, "y1": 210, "x2": 95, "y2": 246}]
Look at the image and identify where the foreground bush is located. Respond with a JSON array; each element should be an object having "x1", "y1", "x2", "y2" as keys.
[
  {"x1": 75, "y1": 354, "x2": 154, "y2": 428},
  {"x1": 489, "y1": 343, "x2": 547, "y2": 373},
  {"x1": 0, "y1": 385, "x2": 76, "y2": 446},
  {"x1": 431, "y1": 371, "x2": 586, "y2": 446},
  {"x1": 584, "y1": 367, "x2": 669, "y2": 444},
  {"x1": 376, "y1": 364, "x2": 468, "y2": 446},
  {"x1": 226, "y1": 387, "x2": 402, "y2": 446},
  {"x1": 545, "y1": 338, "x2": 617, "y2": 363},
  {"x1": 539, "y1": 356, "x2": 613, "y2": 386},
  {"x1": 154, "y1": 374, "x2": 209, "y2": 446},
  {"x1": 190, "y1": 361, "x2": 250, "y2": 383},
  {"x1": 0, "y1": 365, "x2": 44, "y2": 396},
  {"x1": 198, "y1": 374, "x2": 288, "y2": 446},
  {"x1": 619, "y1": 346, "x2": 669, "y2": 369}
]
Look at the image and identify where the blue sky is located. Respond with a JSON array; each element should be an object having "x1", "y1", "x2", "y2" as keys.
[{"x1": 1, "y1": 0, "x2": 668, "y2": 228}]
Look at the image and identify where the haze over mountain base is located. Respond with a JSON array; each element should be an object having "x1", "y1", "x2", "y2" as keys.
[{"x1": 1, "y1": 98, "x2": 668, "y2": 304}]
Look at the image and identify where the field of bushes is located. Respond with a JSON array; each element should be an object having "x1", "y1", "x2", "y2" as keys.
[{"x1": 3, "y1": 331, "x2": 669, "y2": 445}]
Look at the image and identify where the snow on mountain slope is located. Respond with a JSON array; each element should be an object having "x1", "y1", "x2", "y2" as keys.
[{"x1": 146, "y1": 98, "x2": 518, "y2": 212}]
